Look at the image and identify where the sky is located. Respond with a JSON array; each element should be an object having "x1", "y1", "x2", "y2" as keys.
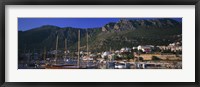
[{"x1": 18, "y1": 18, "x2": 182, "y2": 31}]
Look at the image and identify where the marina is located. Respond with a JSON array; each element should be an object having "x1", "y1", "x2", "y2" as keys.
[{"x1": 18, "y1": 18, "x2": 182, "y2": 69}]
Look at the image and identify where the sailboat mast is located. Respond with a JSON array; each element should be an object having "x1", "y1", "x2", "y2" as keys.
[
  {"x1": 55, "y1": 34, "x2": 58, "y2": 64},
  {"x1": 87, "y1": 29, "x2": 89, "y2": 56},
  {"x1": 77, "y1": 30, "x2": 80, "y2": 66},
  {"x1": 43, "y1": 47, "x2": 46, "y2": 61},
  {"x1": 28, "y1": 50, "x2": 31, "y2": 64},
  {"x1": 65, "y1": 38, "x2": 67, "y2": 53},
  {"x1": 64, "y1": 38, "x2": 67, "y2": 62}
]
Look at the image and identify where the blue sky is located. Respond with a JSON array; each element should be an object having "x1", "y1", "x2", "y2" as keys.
[{"x1": 18, "y1": 18, "x2": 182, "y2": 31}]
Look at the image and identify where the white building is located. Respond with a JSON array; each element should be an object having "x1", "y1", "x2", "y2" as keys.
[
  {"x1": 101, "y1": 51, "x2": 111, "y2": 58},
  {"x1": 137, "y1": 45, "x2": 154, "y2": 53},
  {"x1": 157, "y1": 42, "x2": 182, "y2": 52},
  {"x1": 120, "y1": 47, "x2": 131, "y2": 53}
]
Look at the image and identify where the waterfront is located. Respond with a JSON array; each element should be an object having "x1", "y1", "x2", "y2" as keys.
[
  {"x1": 18, "y1": 53, "x2": 182, "y2": 69},
  {"x1": 18, "y1": 18, "x2": 182, "y2": 69}
]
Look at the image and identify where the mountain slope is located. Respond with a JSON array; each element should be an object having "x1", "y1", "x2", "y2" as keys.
[{"x1": 18, "y1": 18, "x2": 182, "y2": 53}]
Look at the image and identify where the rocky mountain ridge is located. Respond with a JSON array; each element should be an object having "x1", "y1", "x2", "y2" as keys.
[{"x1": 18, "y1": 18, "x2": 182, "y2": 52}]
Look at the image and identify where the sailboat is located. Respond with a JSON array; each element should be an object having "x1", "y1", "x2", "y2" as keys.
[
  {"x1": 83, "y1": 29, "x2": 97, "y2": 69},
  {"x1": 39, "y1": 47, "x2": 47, "y2": 69},
  {"x1": 45, "y1": 30, "x2": 80, "y2": 69}
]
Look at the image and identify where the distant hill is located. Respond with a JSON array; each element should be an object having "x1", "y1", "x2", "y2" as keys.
[{"x1": 18, "y1": 18, "x2": 182, "y2": 53}]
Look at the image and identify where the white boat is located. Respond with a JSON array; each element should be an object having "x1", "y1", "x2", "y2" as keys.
[{"x1": 115, "y1": 63, "x2": 126, "y2": 69}]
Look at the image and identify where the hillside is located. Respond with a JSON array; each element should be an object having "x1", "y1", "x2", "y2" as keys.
[{"x1": 18, "y1": 18, "x2": 182, "y2": 53}]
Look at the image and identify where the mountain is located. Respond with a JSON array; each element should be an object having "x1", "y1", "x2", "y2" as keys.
[
  {"x1": 18, "y1": 18, "x2": 182, "y2": 53},
  {"x1": 102, "y1": 18, "x2": 181, "y2": 32}
]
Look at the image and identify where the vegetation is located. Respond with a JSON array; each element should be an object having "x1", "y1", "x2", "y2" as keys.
[
  {"x1": 18, "y1": 18, "x2": 182, "y2": 53},
  {"x1": 152, "y1": 56, "x2": 161, "y2": 61}
]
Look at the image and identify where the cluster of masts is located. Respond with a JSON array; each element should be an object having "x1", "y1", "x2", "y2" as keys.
[{"x1": 48, "y1": 29, "x2": 89, "y2": 67}]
